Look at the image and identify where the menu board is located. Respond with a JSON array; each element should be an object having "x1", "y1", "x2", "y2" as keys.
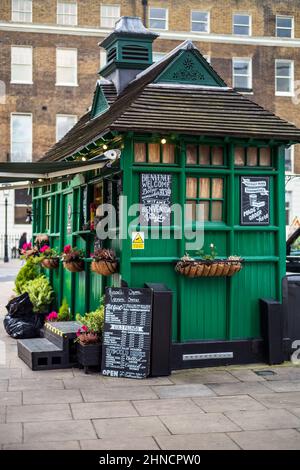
[
  {"x1": 140, "y1": 173, "x2": 172, "y2": 225},
  {"x1": 240, "y1": 176, "x2": 270, "y2": 225},
  {"x1": 101, "y1": 287, "x2": 153, "y2": 379}
]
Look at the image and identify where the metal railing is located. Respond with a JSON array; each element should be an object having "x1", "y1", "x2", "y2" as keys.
[{"x1": 0, "y1": 234, "x2": 22, "y2": 259}]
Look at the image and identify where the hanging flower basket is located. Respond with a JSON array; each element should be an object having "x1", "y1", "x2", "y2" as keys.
[
  {"x1": 41, "y1": 258, "x2": 60, "y2": 270},
  {"x1": 175, "y1": 255, "x2": 243, "y2": 278},
  {"x1": 90, "y1": 249, "x2": 118, "y2": 276},
  {"x1": 63, "y1": 260, "x2": 85, "y2": 273}
]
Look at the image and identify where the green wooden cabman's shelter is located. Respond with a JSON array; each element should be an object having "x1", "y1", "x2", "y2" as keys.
[{"x1": 15, "y1": 16, "x2": 300, "y2": 368}]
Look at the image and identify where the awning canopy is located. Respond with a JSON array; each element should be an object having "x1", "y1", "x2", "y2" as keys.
[{"x1": 0, "y1": 158, "x2": 110, "y2": 189}]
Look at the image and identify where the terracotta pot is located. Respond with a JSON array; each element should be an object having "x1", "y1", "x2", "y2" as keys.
[
  {"x1": 41, "y1": 258, "x2": 59, "y2": 269},
  {"x1": 63, "y1": 260, "x2": 85, "y2": 272},
  {"x1": 91, "y1": 260, "x2": 118, "y2": 276}
]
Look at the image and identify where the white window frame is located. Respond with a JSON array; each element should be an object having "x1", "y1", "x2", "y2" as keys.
[
  {"x1": 275, "y1": 59, "x2": 294, "y2": 97},
  {"x1": 149, "y1": 7, "x2": 168, "y2": 31},
  {"x1": 232, "y1": 57, "x2": 252, "y2": 91},
  {"x1": 232, "y1": 13, "x2": 252, "y2": 36},
  {"x1": 276, "y1": 15, "x2": 294, "y2": 39},
  {"x1": 11, "y1": 0, "x2": 32, "y2": 23},
  {"x1": 285, "y1": 145, "x2": 294, "y2": 174},
  {"x1": 11, "y1": 45, "x2": 33, "y2": 84},
  {"x1": 10, "y1": 113, "x2": 32, "y2": 163},
  {"x1": 56, "y1": 114, "x2": 77, "y2": 141},
  {"x1": 57, "y1": 2, "x2": 78, "y2": 26},
  {"x1": 191, "y1": 10, "x2": 210, "y2": 33},
  {"x1": 100, "y1": 4, "x2": 120, "y2": 28},
  {"x1": 56, "y1": 48, "x2": 78, "y2": 87}
]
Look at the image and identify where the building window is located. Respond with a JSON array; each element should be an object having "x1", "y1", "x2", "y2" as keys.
[
  {"x1": 186, "y1": 145, "x2": 225, "y2": 166},
  {"x1": 233, "y1": 14, "x2": 251, "y2": 36},
  {"x1": 186, "y1": 176, "x2": 225, "y2": 222},
  {"x1": 57, "y1": 2, "x2": 77, "y2": 26},
  {"x1": 134, "y1": 142, "x2": 175, "y2": 164},
  {"x1": 275, "y1": 60, "x2": 294, "y2": 96},
  {"x1": 191, "y1": 11, "x2": 209, "y2": 33},
  {"x1": 11, "y1": 114, "x2": 32, "y2": 162},
  {"x1": 152, "y1": 52, "x2": 166, "y2": 62},
  {"x1": 100, "y1": 4, "x2": 120, "y2": 28},
  {"x1": 14, "y1": 189, "x2": 32, "y2": 225},
  {"x1": 56, "y1": 48, "x2": 77, "y2": 86},
  {"x1": 234, "y1": 147, "x2": 271, "y2": 167},
  {"x1": 56, "y1": 115, "x2": 77, "y2": 141},
  {"x1": 11, "y1": 46, "x2": 32, "y2": 84},
  {"x1": 286, "y1": 191, "x2": 292, "y2": 226},
  {"x1": 276, "y1": 16, "x2": 294, "y2": 38},
  {"x1": 12, "y1": 0, "x2": 32, "y2": 22},
  {"x1": 285, "y1": 146, "x2": 294, "y2": 173},
  {"x1": 149, "y1": 7, "x2": 168, "y2": 30},
  {"x1": 233, "y1": 58, "x2": 252, "y2": 91}
]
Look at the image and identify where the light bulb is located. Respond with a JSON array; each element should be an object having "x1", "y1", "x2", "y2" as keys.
[
  {"x1": 81, "y1": 157, "x2": 86, "y2": 161},
  {"x1": 161, "y1": 138, "x2": 167, "y2": 145},
  {"x1": 103, "y1": 144, "x2": 108, "y2": 150}
]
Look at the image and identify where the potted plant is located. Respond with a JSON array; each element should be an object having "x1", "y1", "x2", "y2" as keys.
[
  {"x1": 175, "y1": 244, "x2": 243, "y2": 278},
  {"x1": 39, "y1": 245, "x2": 60, "y2": 269},
  {"x1": 20, "y1": 242, "x2": 39, "y2": 259},
  {"x1": 20, "y1": 275, "x2": 54, "y2": 314},
  {"x1": 75, "y1": 306, "x2": 104, "y2": 373},
  {"x1": 61, "y1": 245, "x2": 85, "y2": 272},
  {"x1": 91, "y1": 248, "x2": 118, "y2": 276}
]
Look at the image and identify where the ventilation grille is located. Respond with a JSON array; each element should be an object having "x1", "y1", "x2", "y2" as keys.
[
  {"x1": 122, "y1": 45, "x2": 149, "y2": 62},
  {"x1": 107, "y1": 47, "x2": 117, "y2": 63}
]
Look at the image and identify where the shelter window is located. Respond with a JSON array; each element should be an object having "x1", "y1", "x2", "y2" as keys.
[
  {"x1": 186, "y1": 144, "x2": 225, "y2": 166},
  {"x1": 134, "y1": 142, "x2": 176, "y2": 164},
  {"x1": 285, "y1": 146, "x2": 294, "y2": 173},
  {"x1": 234, "y1": 147, "x2": 271, "y2": 167},
  {"x1": 186, "y1": 176, "x2": 225, "y2": 222}
]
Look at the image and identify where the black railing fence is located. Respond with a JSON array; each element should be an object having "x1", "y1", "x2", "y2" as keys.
[{"x1": 0, "y1": 233, "x2": 22, "y2": 259}]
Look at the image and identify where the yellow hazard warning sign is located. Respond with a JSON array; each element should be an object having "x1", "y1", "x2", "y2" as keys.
[{"x1": 132, "y1": 231, "x2": 145, "y2": 250}]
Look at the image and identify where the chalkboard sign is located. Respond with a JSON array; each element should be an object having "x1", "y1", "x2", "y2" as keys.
[
  {"x1": 101, "y1": 287, "x2": 153, "y2": 379},
  {"x1": 240, "y1": 176, "x2": 270, "y2": 225},
  {"x1": 140, "y1": 173, "x2": 172, "y2": 225}
]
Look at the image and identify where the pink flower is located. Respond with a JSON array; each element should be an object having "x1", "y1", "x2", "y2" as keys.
[
  {"x1": 82, "y1": 325, "x2": 88, "y2": 332},
  {"x1": 46, "y1": 311, "x2": 58, "y2": 322},
  {"x1": 40, "y1": 245, "x2": 50, "y2": 253},
  {"x1": 64, "y1": 244, "x2": 72, "y2": 254},
  {"x1": 22, "y1": 242, "x2": 32, "y2": 251},
  {"x1": 90, "y1": 253, "x2": 94, "y2": 258}
]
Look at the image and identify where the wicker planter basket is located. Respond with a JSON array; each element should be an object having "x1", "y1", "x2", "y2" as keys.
[
  {"x1": 175, "y1": 259, "x2": 243, "y2": 278},
  {"x1": 63, "y1": 260, "x2": 85, "y2": 273},
  {"x1": 91, "y1": 260, "x2": 118, "y2": 276},
  {"x1": 41, "y1": 258, "x2": 60, "y2": 269}
]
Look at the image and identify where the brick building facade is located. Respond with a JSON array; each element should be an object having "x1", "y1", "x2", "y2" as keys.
[{"x1": 0, "y1": 0, "x2": 300, "y2": 246}]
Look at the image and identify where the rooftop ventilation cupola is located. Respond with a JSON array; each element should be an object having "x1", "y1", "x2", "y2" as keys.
[{"x1": 99, "y1": 16, "x2": 159, "y2": 94}]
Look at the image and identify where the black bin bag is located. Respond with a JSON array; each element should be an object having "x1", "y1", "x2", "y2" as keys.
[{"x1": 3, "y1": 293, "x2": 44, "y2": 339}]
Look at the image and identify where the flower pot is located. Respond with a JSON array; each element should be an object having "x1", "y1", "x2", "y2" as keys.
[
  {"x1": 175, "y1": 259, "x2": 243, "y2": 278},
  {"x1": 91, "y1": 260, "x2": 118, "y2": 276},
  {"x1": 63, "y1": 260, "x2": 85, "y2": 272},
  {"x1": 77, "y1": 342, "x2": 102, "y2": 373},
  {"x1": 41, "y1": 258, "x2": 59, "y2": 269}
]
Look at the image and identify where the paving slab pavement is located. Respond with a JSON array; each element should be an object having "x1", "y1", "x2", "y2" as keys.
[{"x1": 1, "y1": 280, "x2": 300, "y2": 450}]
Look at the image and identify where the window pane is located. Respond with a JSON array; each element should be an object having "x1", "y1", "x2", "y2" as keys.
[
  {"x1": 185, "y1": 200, "x2": 196, "y2": 221},
  {"x1": 202, "y1": 201, "x2": 209, "y2": 221},
  {"x1": 285, "y1": 147, "x2": 293, "y2": 172},
  {"x1": 234, "y1": 25, "x2": 249, "y2": 35},
  {"x1": 199, "y1": 178, "x2": 210, "y2": 198},
  {"x1": 212, "y1": 178, "x2": 223, "y2": 199},
  {"x1": 192, "y1": 11, "x2": 208, "y2": 22},
  {"x1": 186, "y1": 145, "x2": 197, "y2": 164},
  {"x1": 148, "y1": 143, "x2": 160, "y2": 162},
  {"x1": 192, "y1": 22, "x2": 208, "y2": 32},
  {"x1": 11, "y1": 114, "x2": 32, "y2": 162},
  {"x1": 277, "y1": 17, "x2": 292, "y2": 28},
  {"x1": 234, "y1": 75, "x2": 249, "y2": 89},
  {"x1": 260, "y1": 148, "x2": 271, "y2": 166},
  {"x1": 101, "y1": 5, "x2": 120, "y2": 27},
  {"x1": 150, "y1": 19, "x2": 166, "y2": 29},
  {"x1": 186, "y1": 178, "x2": 197, "y2": 198},
  {"x1": 234, "y1": 14, "x2": 250, "y2": 26},
  {"x1": 247, "y1": 147, "x2": 258, "y2": 166},
  {"x1": 163, "y1": 144, "x2": 175, "y2": 163},
  {"x1": 56, "y1": 115, "x2": 77, "y2": 141},
  {"x1": 234, "y1": 147, "x2": 245, "y2": 166},
  {"x1": 199, "y1": 145, "x2": 210, "y2": 165},
  {"x1": 211, "y1": 201, "x2": 223, "y2": 221},
  {"x1": 212, "y1": 147, "x2": 224, "y2": 165},
  {"x1": 11, "y1": 46, "x2": 32, "y2": 83},
  {"x1": 277, "y1": 28, "x2": 292, "y2": 38},
  {"x1": 15, "y1": 188, "x2": 32, "y2": 205},
  {"x1": 276, "y1": 77, "x2": 290, "y2": 93},
  {"x1": 150, "y1": 8, "x2": 166, "y2": 19},
  {"x1": 134, "y1": 142, "x2": 146, "y2": 162},
  {"x1": 149, "y1": 7, "x2": 167, "y2": 29},
  {"x1": 276, "y1": 62, "x2": 291, "y2": 77},
  {"x1": 14, "y1": 206, "x2": 28, "y2": 224}
]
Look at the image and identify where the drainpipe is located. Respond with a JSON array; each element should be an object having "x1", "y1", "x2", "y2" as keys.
[{"x1": 141, "y1": 0, "x2": 148, "y2": 27}]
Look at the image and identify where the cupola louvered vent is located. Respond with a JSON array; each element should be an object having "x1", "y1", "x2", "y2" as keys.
[
  {"x1": 122, "y1": 45, "x2": 149, "y2": 62},
  {"x1": 107, "y1": 47, "x2": 117, "y2": 63}
]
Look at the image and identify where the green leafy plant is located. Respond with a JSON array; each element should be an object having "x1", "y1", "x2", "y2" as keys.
[
  {"x1": 58, "y1": 298, "x2": 70, "y2": 321},
  {"x1": 196, "y1": 243, "x2": 218, "y2": 260},
  {"x1": 76, "y1": 305, "x2": 104, "y2": 336},
  {"x1": 21, "y1": 275, "x2": 54, "y2": 313},
  {"x1": 15, "y1": 258, "x2": 40, "y2": 295}
]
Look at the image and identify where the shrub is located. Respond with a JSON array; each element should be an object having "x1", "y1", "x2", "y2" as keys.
[
  {"x1": 22, "y1": 275, "x2": 54, "y2": 313},
  {"x1": 76, "y1": 305, "x2": 104, "y2": 336},
  {"x1": 58, "y1": 298, "x2": 70, "y2": 321},
  {"x1": 15, "y1": 258, "x2": 40, "y2": 295}
]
